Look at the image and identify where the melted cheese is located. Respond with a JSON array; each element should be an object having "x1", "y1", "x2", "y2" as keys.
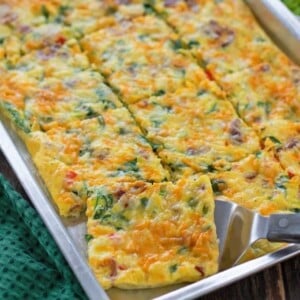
[
  {"x1": 81, "y1": 15, "x2": 208, "y2": 103},
  {"x1": 86, "y1": 175, "x2": 218, "y2": 289},
  {"x1": 130, "y1": 87, "x2": 260, "y2": 178},
  {"x1": 25, "y1": 109, "x2": 169, "y2": 216},
  {"x1": 220, "y1": 63, "x2": 300, "y2": 128},
  {"x1": 0, "y1": 66, "x2": 122, "y2": 131}
]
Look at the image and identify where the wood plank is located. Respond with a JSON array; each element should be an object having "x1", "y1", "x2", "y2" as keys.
[
  {"x1": 200, "y1": 264, "x2": 285, "y2": 300},
  {"x1": 264, "y1": 264, "x2": 286, "y2": 300},
  {"x1": 281, "y1": 255, "x2": 300, "y2": 300}
]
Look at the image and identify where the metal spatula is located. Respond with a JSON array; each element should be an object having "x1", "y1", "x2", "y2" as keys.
[{"x1": 215, "y1": 200, "x2": 300, "y2": 270}]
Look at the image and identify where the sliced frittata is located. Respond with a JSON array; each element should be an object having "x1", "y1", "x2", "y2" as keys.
[
  {"x1": 24, "y1": 109, "x2": 169, "y2": 216},
  {"x1": 86, "y1": 175, "x2": 219, "y2": 289},
  {"x1": 81, "y1": 15, "x2": 207, "y2": 103},
  {"x1": 0, "y1": 1, "x2": 77, "y2": 53},
  {"x1": 5, "y1": 39, "x2": 89, "y2": 79},
  {"x1": 0, "y1": 0, "x2": 69, "y2": 31},
  {"x1": 0, "y1": 66, "x2": 122, "y2": 131},
  {"x1": 220, "y1": 63, "x2": 300, "y2": 128},
  {"x1": 130, "y1": 87, "x2": 259, "y2": 179}
]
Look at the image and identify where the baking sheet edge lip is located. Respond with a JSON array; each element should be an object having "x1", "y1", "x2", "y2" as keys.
[
  {"x1": 0, "y1": 120, "x2": 109, "y2": 300},
  {"x1": 264, "y1": 0, "x2": 300, "y2": 40},
  {"x1": 155, "y1": 244, "x2": 300, "y2": 300}
]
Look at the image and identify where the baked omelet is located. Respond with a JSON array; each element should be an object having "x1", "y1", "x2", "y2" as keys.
[
  {"x1": 86, "y1": 175, "x2": 218, "y2": 289},
  {"x1": 220, "y1": 63, "x2": 300, "y2": 128},
  {"x1": 0, "y1": 66, "x2": 122, "y2": 131},
  {"x1": 0, "y1": 0, "x2": 300, "y2": 292},
  {"x1": 130, "y1": 87, "x2": 259, "y2": 179},
  {"x1": 81, "y1": 15, "x2": 207, "y2": 103},
  {"x1": 25, "y1": 109, "x2": 169, "y2": 216}
]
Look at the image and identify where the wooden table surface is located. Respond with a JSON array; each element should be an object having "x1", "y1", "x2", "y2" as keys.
[{"x1": 1, "y1": 149, "x2": 300, "y2": 300}]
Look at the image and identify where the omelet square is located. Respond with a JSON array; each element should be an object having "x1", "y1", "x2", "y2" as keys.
[
  {"x1": 0, "y1": 39, "x2": 102, "y2": 132},
  {"x1": 210, "y1": 150, "x2": 300, "y2": 216},
  {"x1": 220, "y1": 63, "x2": 300, "y2": 128},
  {"x1": 5, "y1": 39, "x2": 89, "y2": 79},
  {"x1": 0, "y1": 0, "x2": 70, "y2": 32},
  {"x1": 81, "y1": 15, "x2": 207, "y2": 103},
  {"x1": 0, "y1": 1, "x2": 79, "y2": 57},
  {"x1": 86, "y1": 175, "x2": 218, "y2": 289},
  {"x1": 23, "y1": 108, "x2": 169, "y2": 216},
  {"x1": 129, "y1": 87, "x2": 259, "y2": 178},
  {"x1": 0, "y1": 66, "x2": 122, "y2": 131}
]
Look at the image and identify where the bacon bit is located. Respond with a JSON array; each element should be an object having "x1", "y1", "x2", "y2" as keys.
[
  {"x1": 138, "y1": 149, "x2": 150, "y2": 159},
  {"x1": 186, "y1": 0, "x2": 198, "y2": 10},
  {"x1": 259, "y1": 64, "x2": 270, "y2": 72},
  {"x1": 198, "y1": 183, "x2": 206, "y2": 191},
  {"x1": 19, "y1": 25, "x2": 32, "y2": 34},
  {"x1": 37, "y1": 47, "x2": 57, "y2": 60},
  {"x1": 118, "y1": 265, "x2": 127, "y2": 271},
  {"x1": 138, "y1": 100, "x2": 149, "y2": 108},
  {"x1": 131, "y1": 182, "x2": 147, "y2": 194},
  {"x1": 186, "y1": 146, "x2": 210, "y2": 155},
  {"x1": 164, "y1": 0, "x2": 179, "y2": 7},
  {"x1": 66, "y1": 170, "x2": 77, "y2": 179},
  {"x1": 1, "y1": 12, "x2": 18, "y2": 25},
  {"x1": 291, "y1": 67, "x2": 300, "y2": 85},
  {"x1": 205, "y1": 69, "x2": 214, "y2": 81},
  {"x1": 229, "y1": 119, "x2": 243, "y2": 144},
  {"x1": 55, "y1": 36, "x2": 66, "y2": 46},
  {"x1": 116, "y1": 0, "x2": 130, "y2": 4},
  {"x1": 108, "y1": 233, "x2": 122, "y2": 242},
  {"x1": 244, "y1": 172, "x2": 258, "y2": 180},
  {"x1": 195, "y1": 265, "x2": 205, "y2": 277},
  {"x1": 288, "y1": 170, "x2": 295, "y2": 178},
  {"x1": 109, "y1": 259, "x2": 118, "y2": 277},
  {"x1": 203, "y1": 20, "x2": 235, "y2": 48},
  {"x1": 65, "y1": 170, "x2": 78, "y2": 186},
  {"x1": 285, "y1": 138, "x2": 300, "y2": 150},
  {"x1": 115, "y1": 188, "x2": 126, "y2": 199},
  {"x1": 93, "y1": 148, "x2": 110, "y2": 160}
]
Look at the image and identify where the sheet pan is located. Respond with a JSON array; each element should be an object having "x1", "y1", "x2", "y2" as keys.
[{"x1": 1, "y1": 0, "x2": 300, "y2": 299}]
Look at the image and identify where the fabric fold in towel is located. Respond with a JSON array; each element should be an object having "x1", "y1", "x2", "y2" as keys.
[{"x1": 0, "y1": 174, "x2": 87, "y2": 300}]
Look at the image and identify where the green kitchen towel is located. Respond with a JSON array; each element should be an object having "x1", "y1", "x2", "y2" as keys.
[{"x1": 0, "y1": 174, "x2": 87, "y2": 300}]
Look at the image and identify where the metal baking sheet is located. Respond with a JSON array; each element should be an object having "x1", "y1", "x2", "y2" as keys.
[{"x1": 1, "y1": 0, "x2": 300, "y2": 299}]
